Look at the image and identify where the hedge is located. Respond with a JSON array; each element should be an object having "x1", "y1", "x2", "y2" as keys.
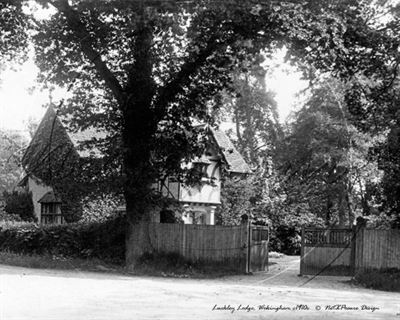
[
  {"x1": 0, "y1": 215, "x2": 126, "y2": 264},
  {"x1": 354, "y1": 268, "x2": 400, "y2": 292}
]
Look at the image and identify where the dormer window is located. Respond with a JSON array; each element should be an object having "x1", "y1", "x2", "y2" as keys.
[{"x1": 38, "y1": 191, "x2": 64, "y2": 225}]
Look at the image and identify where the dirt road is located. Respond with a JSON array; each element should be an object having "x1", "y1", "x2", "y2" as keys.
[{"x1": 0, "y1": 257, "x2": 399, "y2": 320}]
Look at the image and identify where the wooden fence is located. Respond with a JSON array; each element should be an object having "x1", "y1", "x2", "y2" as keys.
[
  {"x1": 356, "y1": 229, "x2": 400, "y2": 271},
  {"x1": 300, "y1": 226, "x2": 400, "y2": 276},
  {"x1": 127, "y1": 222, "x2": 268, "y2": 273}
]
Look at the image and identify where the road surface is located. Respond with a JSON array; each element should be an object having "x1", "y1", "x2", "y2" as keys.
[{"x1": 0, "y1": 256, "x2": 399, "y2": 320}]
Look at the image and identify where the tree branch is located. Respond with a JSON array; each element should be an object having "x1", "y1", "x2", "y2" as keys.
[
  {"x1": 49, "y1": 0, "x2": 125, "y2": 105},
  {"x1": 154, "y1": 38, "x2": 221, "y2": 118}
]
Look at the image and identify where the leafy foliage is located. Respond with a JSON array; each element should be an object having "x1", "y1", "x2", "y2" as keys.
[
  {"x1": 80, "y1": 194, "x2": 122, "y2": 223},
  {"x1": 3, "y1": 190, "x2": 35, "y2": 222},
  {"x1": 0, "y1": 0, "x2": 29, "y2": 67},
  {"x1": 0, "y1": 215, "x2": 125, "y2": 264},
  {"x1": 355, "y1": 268, "x2": 400, "y2": 292},
  {"x1": 216, "y1": 175, "x2": 263, "y2": 226},
  {"x1": 376, "y1": 126, "x2": 400, "y2": 227},
  {"x1": 275, "y1": 78, "x2": 382, "y2": 226},
  {"x1": 217, "y1": 61, "x2": 281, "y2": 171},
  {"x1": 0, "y1": 130, "x2": 27, "y2": 194}
]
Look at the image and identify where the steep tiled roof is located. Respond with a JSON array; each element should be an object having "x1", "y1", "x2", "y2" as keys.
[
  {"x1": 21, "y1": 106, "x2": 78, "y2": 175},
  {"x1": 22, "y1": 106, "x2": 106, "y2": 168},
  {"x1": 211, "y1": 129, "x2": 252, "y2": 174}
]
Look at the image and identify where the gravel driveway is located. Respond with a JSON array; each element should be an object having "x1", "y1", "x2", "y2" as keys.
[{"x1": 0, "y1": 257, "x2": 399, "y2": 320}]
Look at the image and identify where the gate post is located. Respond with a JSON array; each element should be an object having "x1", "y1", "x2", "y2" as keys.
[
  {"x1": 246, "y1": 221, "x2": 252, "y2": 273},
  {"x1": 300, "y1": 226, "x2": 305, "y2": 276},
  {"x1": 350, "y1": 225, "x2": 356, "y2": 276},
  {"x1": 353, "y1": 217, "x2": 368, "y2": 274}
]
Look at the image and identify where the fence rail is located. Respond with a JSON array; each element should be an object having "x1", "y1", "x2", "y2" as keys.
[{"x1": 303, "y1": 228, "x2": 352, "y2": 247}]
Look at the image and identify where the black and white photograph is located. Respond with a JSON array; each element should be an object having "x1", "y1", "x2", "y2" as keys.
[{"x1": 0, "y1": 0, "x2": 400, "y2": 319}]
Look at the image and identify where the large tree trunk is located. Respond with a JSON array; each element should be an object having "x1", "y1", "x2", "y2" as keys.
[{"x1": 123, "y1": 16, "x2": 157, "y2": 269}]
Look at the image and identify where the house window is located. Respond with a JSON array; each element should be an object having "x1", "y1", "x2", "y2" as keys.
[
  {"x1": 41, "y1": 203, "x2": 57, "y2": 214},
  {"x1": 41, "y1": 203, "x2": 63, "y2": 225},
  {"x1": 192, "y1": 162, "x2": 208, "y2": 177}
]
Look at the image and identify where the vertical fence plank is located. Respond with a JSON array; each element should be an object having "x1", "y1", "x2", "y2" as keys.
[
  {"x1": 300, "y1": 226, "x2": 305, "y2": 275},
  {"x1": 350, "y1": 226, "x2": 356, "y2": 275}
]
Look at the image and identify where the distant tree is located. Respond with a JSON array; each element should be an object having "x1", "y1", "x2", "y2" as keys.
[
  {"x1": 276, "y1": 78, "x2": 382, "y2": 227},
  {"x1": 3, "y1": 190, "x2": 35, "y2": 221},
  {"x1": 0, "y1": 0, "x2": 29, "y2": 67},
  {"x1": 216, "y1": 174, "x2": 264, "y2": 226},
  {"x1": 0, "y1": 130, "x2": 27, "y2": 194},
  {"x1": 218, "y1": 59, "x2": 281, "y2": 172},
  {"x1": 376, "y1": 126, "x2": 400, "y2": 227},
  {"x1": 25, "y1": 117, "x2": 39, "y2": 139}
]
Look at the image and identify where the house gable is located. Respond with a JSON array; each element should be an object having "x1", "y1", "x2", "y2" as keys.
[{"x1": 22, "y1": 106, "x2": 79, "y2": 181}]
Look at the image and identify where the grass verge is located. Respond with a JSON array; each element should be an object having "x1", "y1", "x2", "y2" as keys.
[
  {"x1": 132, "y1": 252, "x2": 243, "y2": 278},
  {"x1": 353, "y1": 268, "x2": 400, "y2": 292},
  {"x1": 0, "y1": 251, "x2": 243, "y2": 278},
  {"x1": 0, "y1": 251, "x2": 122, "y2": 273}
]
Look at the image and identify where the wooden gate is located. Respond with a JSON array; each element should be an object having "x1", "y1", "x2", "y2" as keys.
[
  {"x1": 300, "y1": 227, "x2": 355, "y2": 276},
  {"x1": 248, "y1": 225, "x2": 269, "y2": 272}
]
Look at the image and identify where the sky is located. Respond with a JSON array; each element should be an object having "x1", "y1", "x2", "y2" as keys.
[
  {"x1": 0, "y1": 54, "x2": 307, "y2": 136},
  {"x1": 0, "y1": 57, "x2": 64, "y2": 135}
]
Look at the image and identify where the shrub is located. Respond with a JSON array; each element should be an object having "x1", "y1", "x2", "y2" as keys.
[
  {"x1": 354, "y1": 268, "x2": 400, "y2": 292},
  {"x1": 269, "y1": 225, "x2": 302, "y2": 255},
  {"x1": 268, "y1": 211, "x2": 325, "y2": 255},
  {"x1": 0, "y1": 215, "x2": 126, "y2": 264},
  {"x1": 0, "y1": 211, "x2": 22, "y2": 223},
  {"x1": 363, "y1": 213, "x2": 396, "y2": 229},
  {"x1": 80, "y1": 194, "x2": 122, "y2": 223},
  {"x1": 3, "y1": 190, "x2": 35, "y2": 221}
]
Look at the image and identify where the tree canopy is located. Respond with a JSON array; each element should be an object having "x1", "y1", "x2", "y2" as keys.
[{"x1": 2, "y1": 0, "x2": 400, "y2": 258}]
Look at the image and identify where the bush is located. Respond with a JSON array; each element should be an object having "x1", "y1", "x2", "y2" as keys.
[
  {"x1": 0, "y1": 211, "x2": 22, "y2": 223},
  {"x1": 3, "y1": 190, "x2": 35, "y2": 221},
  {"x1": 0, "y1": 215, "x2": 126, "y2": 264},
  {"x1": 354, "y1": 268, "x2": 400, "y2": 292},
  {"x1": 269, "y1": 225, "x2": 302, "y2": 255},
  {"x1": 363, "y1": 213, "x2": 397, "y2": 229},
  {"x1": 80, "y1": 194, "x2": 123, "y2": 223},
  {"x1": 267, "y1": 211, "x2": 325, "y2": 255}
]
